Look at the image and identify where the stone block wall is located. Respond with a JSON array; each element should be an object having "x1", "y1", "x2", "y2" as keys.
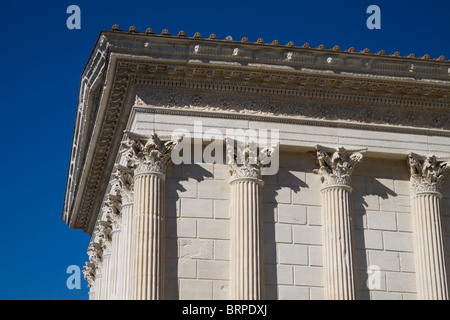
[{"x1": 162, "y1": 149, "x2": 441, "y2": 300}]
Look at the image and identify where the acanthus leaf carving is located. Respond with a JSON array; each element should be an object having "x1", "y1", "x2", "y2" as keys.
[
  {"x1": 122, "y1": 132, "x2": 182, "y2": 175},
  {"x1": 312, "y1": 145, "x2": 367, "y2": 187},
  {"x1": 407, "y1": 153, "x2": 450, "y2": 193},
  {"x1": 226, "y1": 139, "x2": 274, "y2": 180}
]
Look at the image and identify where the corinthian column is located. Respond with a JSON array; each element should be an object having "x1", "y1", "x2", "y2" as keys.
[
  {"x1": 113, "y1": 164, "x2": 134, "y2": 300},
  {"x1": 123, "y1": 132, "x2": 180, "y2": 300},
  {"x1": 227, "y1": 142, "x2": 272, "y2": 300},
  {"x1": 313, "y1": 145, "x2": 366, "y2": 300},
  {"x1": 408, "y1": 153, "x2": 449, "y2": 300},
  {"x1": 97, "y1": 218, "x2": 112, "y2": 300},
  {"x1": 104, "y1": 192, "x2": 122, "y2": 300}
]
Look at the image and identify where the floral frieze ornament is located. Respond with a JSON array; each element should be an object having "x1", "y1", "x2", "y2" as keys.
[
  {"x1": 121, "y1": 131, "x2": 182, "y2": 175},
  {"x1": 407, "y1": 153, "x2": 450, "y2": 194},
  {"x1": 312, "y1": 145, "x2": 367, "y2": 187}
]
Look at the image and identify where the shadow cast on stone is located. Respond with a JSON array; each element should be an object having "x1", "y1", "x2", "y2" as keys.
[
  {"x1": 164, "y1": 162, "x2": 214, "y2": 300},
  {"x1": 262, "y1": 171, "x2": 308, "y2": 299},
  {"x1": 351, "y1": 178, "x2": 397, "y2": 300}
]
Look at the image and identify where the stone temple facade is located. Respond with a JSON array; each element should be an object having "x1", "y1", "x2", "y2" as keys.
[{"x1": 62, "y1": 25, "x2": 450, "y2": 300}]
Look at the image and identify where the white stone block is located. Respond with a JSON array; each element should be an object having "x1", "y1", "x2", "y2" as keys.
[
  {"x1": 214, "y1": 240, "x2": 230, "y2": 261},
  {"x1": 177, "y1": 258, "x2": 197, "y2": 279},
  {"x1": 310, "y1": 287, "x2": 324, "y2": 300},
  {"x1": 181, "y1": 199, "x2": 213, "y2": 218},
  {"x1": 353, "y1": 194, "x2": 380, "y2": 211},
  {"x1": 394, "y1": 180, "x2": 411, "y2": 196},
  {"x1": 214, "y1": 200, "x2": 230, "y2": 219},
  {"x1": 397, "y1": 213, "x2": 413, "y2": 232},
  {"x1": 278, "y1": 204, "x2": 307, "y2": 225},
  {"x1": 264, "y1": 185, "x2": 291, "y2": 204},
  {"x1": 198, "y1": 179, "x2": 230, "y2": 200},
  {"x1": 214, "y1": 164, "x2": 229, "y2": 180},
  {"x1": 383, "y1": 232, "x2": 414, "y2": 252},
  {"x1": 197, "y1": 260, "x2": 229, "y2": 280},
  {"x1": 177, "y1": 218, "x2": 197, "y2": 238},
  {"x1": 386, "y1": 272, "x2": 416, "y2": 293},
  {"x1": 307, "y1": 206, "x2": 322, "y2": 226},
  {"x1": 213, "y1": 281, "x2": 230, "y2": 300},
  {"x1": 179, "y1": 239, "x2": 214, "y2": 260},
  {"x1": 369, "y1": 250, "x2": 400, "y2": 272},
  {"x1": 179, "y1": 279, "x2": 213, "y2": 300},
  {"x1": 365, "y1": 177, "x2": 395, "y2": 194},
  {"x1": 278, "y1": 244, "x2": 308, "y2": 265},
  {"x1": 293, "y1": 225, "x2": 322, "y2": 245},
  {"x1": 294, "y1": 266, "x2": 323, "y2": 287},
  {"x1": 367, "y1": 211, "x2": 397, "y2": 231},
  {"x1": 309, "y1": 246, "x2": 323, "y2": 266},
  {"x1": 380, "y1": 195, "x2": 410, "y2": 213},
  {"x1": 277, "y1": 169, "x2": 306, "y2": 186},
  {"x1": 277, "y1": 265, "x2": 294, "y2": 285},
  {"x1": 371, "y1": 291, "x2": 403, "y2": 300},
  {"x1": 399, "y1": 252, "x2": 415, "y2": 273},
  {"x1": 197, "y1": 219, "x2": 230, "y2": 240},
  {"x1": 274, "y1": 223, "x2": 292, "y2": 243},
  {"x1": 171, "y1": 178, "x2": 198, "y2": 198},
  {"x1": 278, "y1": 285, "x2": 309, "y2": 300}
]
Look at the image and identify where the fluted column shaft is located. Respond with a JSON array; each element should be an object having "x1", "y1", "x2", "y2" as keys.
[
  {"x1": 118, "y1": 202, "x2": 133, "y2": 299},
  {"x1": 312, "y1": 145, "x2": 365, "y2": 300},
  {"x1": 411, "y1": 192, "x2": 448, "y2": 299},
  {"x1": 230, "y1": 177, "x2": 264, "y2": 300},
  {"x1": 100, "y1": 253, "x2": 111, "y2": 300},
  {"x1": 321, "y1": 185, "x2": 355, "y2": 300},
  {"x1": 408, "y1": 153, "x2": 449, "y2": 300},
  {"x1": 131, "y1": 172, "x2": 165, "y2": 300},
  {"x1": 109, "y1": 229, "x2": 121, "y2": 299}
]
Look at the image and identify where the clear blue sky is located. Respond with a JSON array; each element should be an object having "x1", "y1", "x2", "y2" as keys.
[{"x1": 0, "y1": 0, "x2": 448, "y2": 300}]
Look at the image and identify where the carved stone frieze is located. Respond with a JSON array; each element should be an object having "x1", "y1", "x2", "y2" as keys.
[
  {"x1": 135, "y1": 87, "x2": 450, "y2": 131},
  {"x1": 407, "y1": 153, "x2": 450, "y2": 194},
  {"x1": 312, "y1": 145, "x2": 366, "y2": 187}
]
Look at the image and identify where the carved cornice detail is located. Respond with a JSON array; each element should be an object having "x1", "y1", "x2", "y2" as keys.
[
  {"x1": 122, "y1": 132, "x2": 181, "y2": 175},
  {"x1": 67, "y1": 57, "x2": 450, "y2": 233},
  {"x1": 135, "y1": 87, "x2": 450, "y2": 131},
  {"x1": 312, "y1": 145, "x2": 367, "y2": 187},
  {"x1": 407, "y1": 153, "x2": 450, "y2": 194}
]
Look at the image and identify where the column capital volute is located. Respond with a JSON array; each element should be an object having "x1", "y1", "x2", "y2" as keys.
[
  {"x1": 311, "y1": 145, "x2": 367, "y2": 187},
  {"x1": 407, "y1": 153, "x2": 450, "y2": 194}
]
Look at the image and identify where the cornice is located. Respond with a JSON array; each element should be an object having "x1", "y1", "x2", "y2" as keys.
[{"x1": 63, "y1": 32, "x2": 450, "y2": 233}]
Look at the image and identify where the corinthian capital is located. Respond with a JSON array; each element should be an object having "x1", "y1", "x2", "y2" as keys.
[
  {"x1": 407, "y1": 153, "x2": 450, "y2": 194},
  {"x1": 226, "y1": 140, "x2": 273, "y2": 180},
  {"x1": 122, "y1": 131, "x2": 182, "y2": 175},
  {"x1": 312, "y1": 145, "x2": 367, "y2": 187},
  {"x1": 113, "y1": 164, "x2": 134, "y2": 204}
]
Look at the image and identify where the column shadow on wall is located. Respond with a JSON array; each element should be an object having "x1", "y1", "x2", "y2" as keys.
[
  {"x1": 164, "y1": 163, "x2": 214, "y2": 300},
  {"x1": 263, "y1": 171, "x2": 308, "y2": 300},
  {"x1": 351, "y1": 178, "x2": 397, "y2": 300}
]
